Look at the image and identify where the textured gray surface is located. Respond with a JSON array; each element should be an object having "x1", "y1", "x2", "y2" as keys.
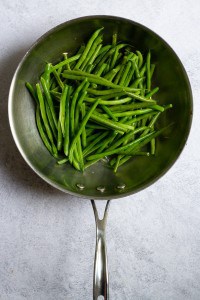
[{"x1": 0, "y1": 1, "x2": 200, "y2": 299}]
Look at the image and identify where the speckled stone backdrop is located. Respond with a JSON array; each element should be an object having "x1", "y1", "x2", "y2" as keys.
[{"x1": 0, "y1": 1, "x2": 200, "y2": 299}]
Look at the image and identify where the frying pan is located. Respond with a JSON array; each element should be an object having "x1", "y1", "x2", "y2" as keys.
[{"x1": 8, "y1": 15, "x2": 192, "y2": 299}]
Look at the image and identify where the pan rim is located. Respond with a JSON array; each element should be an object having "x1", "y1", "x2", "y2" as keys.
[{"x1": 8, "y1": 15, "x2": 193, "y2": 200}]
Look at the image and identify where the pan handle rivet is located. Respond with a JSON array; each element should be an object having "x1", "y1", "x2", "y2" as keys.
[
  {"x1": 116, "y1": 183, "x2": 126, "y2": 190},
  {"x1": 76, "y1": 183, "x2": 85, "y2": 190},
  {"x1": 96, "y1": 186, "x2": 106, "y2": 193}
]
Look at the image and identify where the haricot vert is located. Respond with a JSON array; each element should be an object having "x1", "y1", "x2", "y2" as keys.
[{"x1": 26, "y1": 27, "x2": 173, "y2": 172}]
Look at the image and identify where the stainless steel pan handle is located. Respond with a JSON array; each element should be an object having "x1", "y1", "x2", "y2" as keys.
[{"x1": 91, "y1": 200, "x2": 110, "y2": 300}]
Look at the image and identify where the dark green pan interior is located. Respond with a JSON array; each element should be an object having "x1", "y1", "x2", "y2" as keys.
[{"x1": 9, "y1": 16, "x2": 192, "y2": 199}]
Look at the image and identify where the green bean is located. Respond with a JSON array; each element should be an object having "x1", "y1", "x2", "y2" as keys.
[
  {"x1": 99, "y1": 92, "x2": 126, "y2": 100},
  {"x1": 142, "y1": 83, "x2": 147, "y2": 96},
  {"x1": 95, "y1": 45, "x2": 112, "y2": 62},
  {"x1": 80, "y1": 35, "x2": 103, "y2": 71},
  {"x1": 110, "y1": 47, "x2": 119, "y2": 69},
  {"x1": 107, "y1": 69, "x2": 120, "y2": 82},
  {"x1": 93, "y1": 63, "x2": 108, "y2": 86},
  {"x1": 113, "y1": 108, "x2": 153, "y2": 117},
  {"x1": 146, "y1": 51, "x2": 151, "y2": 92},
  {"x1": 81, "y1": 103, "x2": 87, "y2": 148},
  {"x1": 164, "y1": 104, "x2": 173, "y2": 110},
  {"x1": 92, "y1": 111, "x2": 110, "y2": 119},
  {"x1": 140, "y1": 64, "x2": 147, "y2": 77},
  {"x1": 63, "y1": 86, "x2": 71, "y2": 156},
  {"x1": 150, "y1": 64, "x2": 155, "y2": 78},
  {"x1": 45, "y1": 103, "x2": 57, "y2": 139},
  {"x1": 70, "y1": 78, "x2": 88, "y2": 136},
  {"x1": 119, "y1": 60, "x2": 132, "y2": 86},
  {"x1": 57, "y1": 121, "x2": 63, "y2": 151},
  {"x1": 90, "y1": 112, "x2": 136, "y2": 133},
  {"x1": 63, "y1": 53, "x2": 71, "y2": 70},
  {"x1": 125, "y1": 91, "x2": 156, "y2": 103},
  {"x1": 131, "y1": 58, "x2": 144, "y2": 95},
  {"x1": 131, "y1": 77, "x2": 144, "y2": 89},
  {"x1": 50, "y1": 90, "x2": 61, "y2": 101},
  {"x1": 85, "y1": 64, "x2": 94, "y2": 73},
  {"x1": 62, "y1": 70, "x2": 140, "y2": 92},
  {"x1": 94, "y1": 47, "x2": 116, "y2": 73},
  {"x1": 101, "y1": 105, "x2": 118, "y2": 121},
  {"x1": 112, "y1": 33, "x2": 117, "y2": 46},
  {"x1": 140, "y1": 112, "x2": 161, "y2": 137},
  {"x1": 52, "y1": 69, "x2": 64, "y2": 90},
  {"x1": 86, "y1": 123, "x2": 108, "y2": 130},
  {"x1": 36, "y1": 83, "x2": 58, "y2": 156},
  {"x1": 57, "y1": 157, "x2": 68, "y2": 165},
  {"x1": 75, "y1": 27, "x2": 104, "y2": 69},
  {"x1": 84, "y1": 158, "x2": 101, "y2": 169},
  {"x1": 70, "y1": 45, "x2": 86, "y2": 70},
  {"x1": 124, "y1": 60, "x2": 136, "y2": 87},
  {"x1": 87, "y1": 44, "x2": 103, "y2": 67},
  {"x1": 84, "y1": 96, "x2": 132, "y2": 105},
  {"x1": 115, "y1": 52, "x2": 123, "y2": 65},
  {"x1": 103, "y1": 65, "x2": 121, "y2": 81},
  {"x1": 41, "y1": 63, "x2": 52, "y2": 88},
  {"x1": 146, "y1": 87, "x2": 159, "y2": 99},
  {"x1": 77, "y1": 136, "x2": 84, "y2": 170},
  {"x1": 57, "y1": 67, "x2": 62, "y2": 77},
  {"x1": 40, "y1": 77, "x2": 58, "y2": 128},
  {"x1": 59, "y1": 85, "x2": 69, "y2": 135},
  {"x1": 71, "y1": 150, "x2": 81, "y2": 171},
  {"x1": 36, "y1": 105, "x2": 52, "y2": 155},
  {"x1": 110, "y1": 43, "x2": 127, "y2": 69},
  {"x1": 75, "y1": 90, "x2": 88, "y2": 130},
  {"x1": 74, "y1": 81, "x2": 90, "y2": 131},
  {"x1": 52, "y1": 54, "x2": 81, "y2": 70},
  {"x1": 110, "y1": 155, "x2": 126, "y2": 166},
  {"x1": 69, "y1": 99, "x2": 100, "y2": 162},
  {"x1": 114, "y1": 152, "x2": 124, "y2": 173},
  {"x1": 50, "y1": 77, "x2": 57, "y2": 90},
  {"x1": 105, "y1": 59, "x2": 113, "y2": 73},
  {"x1": 125, "y1": 111, "x2": 157, "y2": 125},
  {"x1": 113, "y1": 56, "x2": 128, "y2": 85},
  {"x1": 25, "y1": 82, "x2": 38, "y2": 103},
  {"x1": 88, "y1": 87, "x2": 122, "y2": 95},
  {"x1": 109, "y1": 102, "x2": 155, "y2": 111},
  {"x1": 151, "y1": 104, "x2": 164, "y2": 112},
  {"x1": 131, "y1": 57, "x2": 140, "y2": 79},
  {"x1": 150, "y1": 130, "x2": 156, "y2": 155},
  {"x1": 136, "y1": 50, "x2": 143, "y2": 69}
]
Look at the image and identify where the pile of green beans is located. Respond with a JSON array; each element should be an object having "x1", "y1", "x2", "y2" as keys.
[{"x1": 26, "y1": 27, "x2": 172, "y2": 172}]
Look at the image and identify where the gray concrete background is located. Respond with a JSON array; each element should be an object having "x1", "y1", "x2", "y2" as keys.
[{"x1": 0, "y1": 1, "x2": 200, "y2": 299}]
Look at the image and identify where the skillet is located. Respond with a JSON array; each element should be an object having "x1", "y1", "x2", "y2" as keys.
[{"x1": 8, "y1": 15, "x2": 193, "y2": 299}]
